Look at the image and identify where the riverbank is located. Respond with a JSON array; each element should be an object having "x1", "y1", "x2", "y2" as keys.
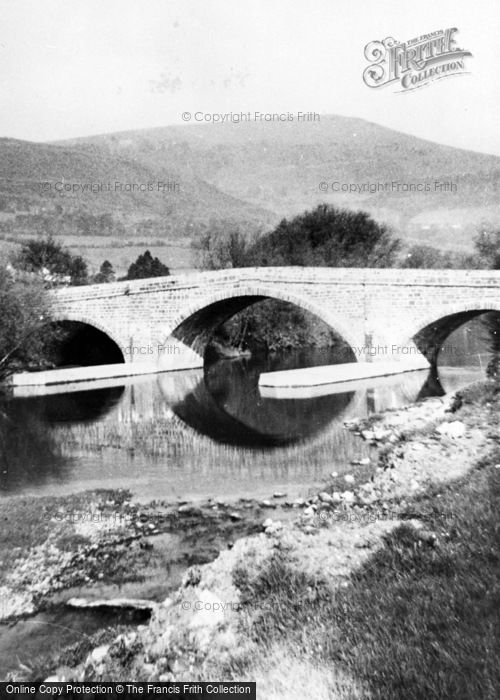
[
  {"x1": 0, "y1": 486, "x2": 297, "y2": 678},
  {"x1": 3, "y1": 379, "x2": 499, "y2": 697}
]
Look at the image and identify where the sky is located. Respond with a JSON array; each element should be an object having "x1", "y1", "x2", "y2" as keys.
[{"x1": 0, "y1": 0, "x2": 499, "y2": 154}]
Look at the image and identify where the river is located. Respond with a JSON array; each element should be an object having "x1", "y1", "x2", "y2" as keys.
[{"x1": 0, "y1": 342, "x2": 490, "y2": 503}]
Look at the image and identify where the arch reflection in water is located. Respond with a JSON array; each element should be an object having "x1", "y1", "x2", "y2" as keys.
[{"x1": 170, "y1": 355, "x2": 355, "y2": 447}]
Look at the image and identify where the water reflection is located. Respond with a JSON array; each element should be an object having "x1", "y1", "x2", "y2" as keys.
[
  {"x1": 0, "y1": 349, "x2": 488, "y2": 500},
  {"x1": 0, "y1": 399, "x2": 69, "y2": 493},
  {"x1": 18, "y1": 385, "x2": 125, "y2": 424},
  {"x1": 173, "y1": 354, "x2": 355, "y2": 446}
]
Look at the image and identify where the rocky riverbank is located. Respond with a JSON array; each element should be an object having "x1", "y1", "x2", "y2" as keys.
[{"x1": 3, "y1": 379, "x2": 499, "y2": 697}]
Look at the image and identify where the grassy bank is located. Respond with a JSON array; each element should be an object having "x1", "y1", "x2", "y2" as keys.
[
  {"x1": 221, "y1": 381, "x2": 500, "y2": 698},
  {"x1": 231, "y1": 451, "x2": 499, "y2": 698}
]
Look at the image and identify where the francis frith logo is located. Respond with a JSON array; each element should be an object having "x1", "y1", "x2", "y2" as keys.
[{"x1": 363, "y1": 28, "x2": 472, "y2": 91}]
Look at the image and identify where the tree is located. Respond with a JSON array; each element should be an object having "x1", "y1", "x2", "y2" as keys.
[
  {"x1": 195, "y1": 206, "x2": 401, "y2": 353},
  {"x1": 249, "y1": 204, "x2": 400, "y2": 268},
  {"x1": 401, "y1": 245, "x2": 473, "y2": 269},
  {"x1": 124, "y1": 250, "x2": 170, "y2": 280},
  {"x1": 193, "y1": 221, "x2": 257, "y2": 270},
  {"x1": 474, "y1": 225, "x2": 500, "y2": 269},
  {"x1": 0, "y1": 266, "x2": 60, "y2": 379},
  {"x1": 93, "y1": 260, "x2": 115, "y2": 284},
  {"x1": 13, "y1": 235, "x2": 88, "y2": 286}
]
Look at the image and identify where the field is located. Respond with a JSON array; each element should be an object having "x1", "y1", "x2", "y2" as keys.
[{"x1": 0, "y1": 236, "x2": 196, "y2": 277}]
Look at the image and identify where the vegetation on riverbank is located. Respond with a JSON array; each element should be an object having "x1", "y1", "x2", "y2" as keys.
[{"x1": 0, "y1": 265, "x2": 60, "y2": 380}]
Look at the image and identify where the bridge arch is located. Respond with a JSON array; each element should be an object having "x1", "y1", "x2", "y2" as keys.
[
  {"x1": 47, "y1": 313, "x2": 125, "y2": 366},
  {"x1": 166, "y1": 284, "x2": 362, "y2": 360},
  {"x1": 406, "y1": 302, "x2": 500, "y2": 366}
]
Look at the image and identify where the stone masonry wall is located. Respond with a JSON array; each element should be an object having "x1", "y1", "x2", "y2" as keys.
[{"x1": 51, "y1": 267, "x2": 500, "y2": 369}]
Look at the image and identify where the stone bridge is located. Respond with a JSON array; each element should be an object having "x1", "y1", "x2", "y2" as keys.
[{"x1": 49, "y1": 267, "x2": 500, "y2": 376}]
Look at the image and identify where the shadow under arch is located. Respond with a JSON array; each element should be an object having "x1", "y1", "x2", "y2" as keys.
[
  {"x1": 412, "y1": 306, "x2": 500, "y2": 367},
  {"x1": 168, "y1": 285, "x2": 359, "y2": 361},
  {"x1": 44, "y1": 319, "x2": 125, "y2": 368},
  {"x1": 412, "y1": 306, "x2": 500, "y2": 399}
]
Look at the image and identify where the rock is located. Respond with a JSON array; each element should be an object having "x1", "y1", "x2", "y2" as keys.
[
  {"x1": 437, "y1": 421, "x2": 465, "y2": 438},
  {"x1": 90, "y1": 644, "x2": 109, "y2": 665},
  {"x1": 229, "y1": 512, "x2": 242, "y2": 521},
  {"x1": 293, "y1": 498, "x2": 306, "y2": 507},
  {"x1": 261, "y1": 500, "x2": 276, "y2": 508},
  {"x1": 373, "y1": 429, "x2": 392, "y2": 441},
  {"x1": 341, "y1": 491, "x2": 355, "y2": 503},
  {"x1": 319, "y1": 492, "x2": 333, "y2": 503},
  {"x1": 115, "y1": 631, "x2": 138, "y2": 649},
  {"x1": 331, "y1": 492, "x2": 342, "y2": 503},
  {"x1": 273, "y1": 492, "x2": 286, "y2": 498},
  {"x1": 330, "y1": 471, "x2": 338, "y2": 478},
  {"x1": 262, "y1": 518, "x2": 274, "y2": 529},
  {"x1": 264, "y1": 520, "x2": 283, "y2": 535},
  {"x1": 351, "y1": 458, "x2": 370, "y2": 466},
  {"x1": 361, "y1": 430, "x2": 375, "y2": 441},
  {"x1": 344, "y1": 419, "x2": 358, "y2": 427},
  {"x1": 344, "y1": 474, "x2": 355, "y2": 484},
  {"x1": 67, "y1": 597, "x2": 155, "y2": 612}
]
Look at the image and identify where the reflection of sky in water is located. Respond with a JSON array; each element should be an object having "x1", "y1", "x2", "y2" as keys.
[{"x1": 0, "y1": 348, "x2": 487, "y2": 501}]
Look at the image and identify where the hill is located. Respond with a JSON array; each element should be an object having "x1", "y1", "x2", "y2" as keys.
[
  {"x1": 0, "y1": 136, "x2": 274, "y2": 241},
  {"x1": 1, "y1": 116, "x2": 500, "y2": 270},
  {"x1": 60, "y1": 115, "x2": 500, "y2": 250}
]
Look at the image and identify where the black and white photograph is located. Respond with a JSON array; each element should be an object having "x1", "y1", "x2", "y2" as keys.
[{"x1": 0, "y1": 1, "x2": 499, "y2": 698}]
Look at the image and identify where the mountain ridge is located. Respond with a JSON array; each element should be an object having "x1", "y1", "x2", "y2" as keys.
[{"x1": 1, "y1": 115, "x2": 500, "y2": 252}]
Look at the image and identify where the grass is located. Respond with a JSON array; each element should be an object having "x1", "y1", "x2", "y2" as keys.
[{"x1": 224, "y1": 390, "x2": 500, "y2": 699}]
